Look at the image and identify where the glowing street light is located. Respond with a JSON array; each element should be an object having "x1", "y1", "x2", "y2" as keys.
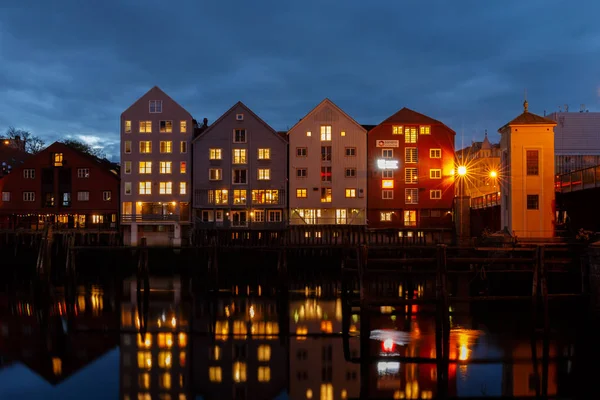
[
  {"x1": 457, "y1": 165, "x2": 467, "y2": 176},
  {"x1": 489, "y1": 170, "x2": 497, "y2": 178}
]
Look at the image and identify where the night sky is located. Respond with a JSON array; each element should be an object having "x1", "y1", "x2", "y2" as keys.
[{"x1": 1, "y1": 0, "x2": 599, "y2": 160}]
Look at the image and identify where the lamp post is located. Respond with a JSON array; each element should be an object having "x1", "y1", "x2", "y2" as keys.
[{"x1": 456, "y1": 165, "x2": 469, "y2": 243}]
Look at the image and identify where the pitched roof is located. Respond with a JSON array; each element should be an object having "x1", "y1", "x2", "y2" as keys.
[
  {"x1": 498, "y1": 101, "x2": 557, "y2": 132},
  {"x1": 121, "y1": 86, "x2": 193, "y2": 118},
  {"x1": 380, "y1": 107, "x2": 455, "y2": 134},
  {"x1": 192, "y1": 101, "x2": 285, "y2": 144},
  {"x1": 286, "y1": 98, "x2": 367, "y2": 135},
  {"x1": 361, "y1": 124, "x2": 377, "y2": 132}
]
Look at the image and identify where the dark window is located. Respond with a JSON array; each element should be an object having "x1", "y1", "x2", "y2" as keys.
[
  {"x1": 526, "y1": 150, "x2": 539, "y2": 175},
  {"x1": 321, "y1": 146, "x2": 332, "y2": 161},
  {"x1": 527, "y1": 194, "x2": 539, "y2": 210}
]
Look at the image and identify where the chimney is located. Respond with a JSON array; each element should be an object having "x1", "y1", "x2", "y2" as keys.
[{"x1": 203, "y1": 118, "x2": 208, "y2": 128}]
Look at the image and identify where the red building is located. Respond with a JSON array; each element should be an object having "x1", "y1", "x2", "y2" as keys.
[
  {"x1": 367, "y1": 108, "x2": 455, "y2": 229},
  {"x1": 0, "y1": 142, "x2": 120, "y2": 230}
]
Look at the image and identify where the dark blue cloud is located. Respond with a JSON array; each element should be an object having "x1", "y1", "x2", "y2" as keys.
[{"x1": 1, "y1": 0, "x2": 599, "y2": 160}]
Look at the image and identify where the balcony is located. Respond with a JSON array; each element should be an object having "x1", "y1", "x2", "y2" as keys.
[
  {"x1": 195, "y1": 219, "x2": 287, "y2": 230},
  {"x1": 121, "y1": 214, "x2": 180, "y2": 223}
]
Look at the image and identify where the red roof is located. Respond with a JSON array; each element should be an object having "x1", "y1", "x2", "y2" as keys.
[
  {"x1": 498, "y1": 101, "x2": 557, "y2": 132},
  {"x1": 382, "y1": 107, "x2": 444, "y2": 125}
]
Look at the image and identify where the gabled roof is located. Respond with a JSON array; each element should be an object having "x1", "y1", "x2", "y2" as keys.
[
  {"x1": 361, "y1": 124, "x2": 377, "y2": 132},
  {"x1": 286, "y1": 98, "x2": 367, "y2": 135},
  {"x1": 192, "y1": 101, "x2": 286, "y2": 144},
  {"x1": 379, "y1": 107, "x2": 455, "y2": 134},
  {"x1": 121, "y1": 86, "x2": 193, "y2": 117},
  {"x1": 498, "y1": 101, "x2": 557, "y2": 132}
]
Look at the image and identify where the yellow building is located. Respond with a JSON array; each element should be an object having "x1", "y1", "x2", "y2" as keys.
[
  {"x1": 455, "y1": 132, "x2": 501, "y2": 208},
  {"x1": 498, "y1": 101, "x2": 557, "y2": 238}
]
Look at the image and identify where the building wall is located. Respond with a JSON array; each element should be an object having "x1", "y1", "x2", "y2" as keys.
[
  {"x1": 501, "y1": 124, "x2": 556, "y2": 238},
  {"x1": 192, "y1": 102, "x2": 288, "y2": 229},
  {"x1": 119, "y1": 87, "x2": 194, "y2": 245},
  {"x1": 287, "y1": 100, "x2": 367, "y2": 225},
  {"x1": 0, "y1": 142, "x2": 119, "y2": 229},
  {"x1": 367, "y1": 122, "x2": 455, "y2": 229}
]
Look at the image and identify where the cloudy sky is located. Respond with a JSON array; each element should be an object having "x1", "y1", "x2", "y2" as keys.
[{"x1": 1, "y1": 0, "x2": 599, "y2": 160}]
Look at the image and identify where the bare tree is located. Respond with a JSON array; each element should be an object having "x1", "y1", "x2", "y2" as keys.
[
  {"x1": 62, "y1": 138, "x2": 107, "y2": 159},
  {"x1": 1, "y1": 126, "x2": 46, "y2": 154}
]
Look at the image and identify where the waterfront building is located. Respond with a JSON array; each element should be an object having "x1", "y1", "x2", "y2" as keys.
[
  {"x1": 367, "y1": 108, "x2": 455, "y2": 230},
  {"x1": 287, "y1": 99, "x2": 367, "y2": 226},
  {"x1": 192, "y1": 102, "x2": 288, "y2": 230},
  {"x1": 0, "y1": 141, "x2": 119, "y2": 230},
  {"x1": 455, "y1": 132, "x2": 502, "y2": 208},
  {"x1": 120, "y1": 86, "x2": 195, "y2": 246},
  {"x1": 545, "y1": 110, "x2": 600, "y2": 174},
  {"x1": 499, "y1": 101, "x2": 557, "y2": 238},
  {"x1": 0, "y1": 136, "x2": 29, "y2": 177}
]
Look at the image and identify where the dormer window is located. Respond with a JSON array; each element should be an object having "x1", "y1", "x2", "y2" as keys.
[
  {"x1": 54, "y1": 153, "x2": 63, "y2": 167},
  {"x1": 149, "y1": 100, "x2": 162, "y2": 113}
]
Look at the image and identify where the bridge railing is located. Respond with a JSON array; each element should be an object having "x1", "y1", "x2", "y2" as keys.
[{"x1": 555, "y1": 164, "x2": 600, "y2": 193}]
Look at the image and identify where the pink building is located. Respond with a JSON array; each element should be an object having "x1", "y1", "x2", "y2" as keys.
[{"x1": 120, "y1": 87, "x2": 195, "y2": 246}]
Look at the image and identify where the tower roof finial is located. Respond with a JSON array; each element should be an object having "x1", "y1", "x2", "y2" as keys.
[
  {"x1": 485, "y1": 129, "x2": 488, "y2": 137},
  {"x1": 524, "y1": 89, "x2": 528, "y2": 113}
]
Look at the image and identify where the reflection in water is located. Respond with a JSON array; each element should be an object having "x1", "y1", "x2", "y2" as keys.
[{"x1": 0, "y1": 275, "x2": 588, "y2": 399}]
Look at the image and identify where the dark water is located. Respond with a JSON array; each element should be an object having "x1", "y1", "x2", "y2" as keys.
[{"x1": 0, "y1": 273, "x2": 596, "y2": 400}]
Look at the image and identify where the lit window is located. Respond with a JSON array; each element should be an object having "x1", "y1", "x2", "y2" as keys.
[
  {"x1": 258, "y1": 148, "x2": 270, "y2": 159},
  {"x1": 405, "y1": 148, "x2": 418, "y2": 163},
  {"x1": 91, "y1": 215, "x2": 103, "y2": 224},
  {"x1": 345, "y1": 188, "x2": 356, "y2": 198},
  {"x1": 251, "y1": 190, "x2": 279, "y2": 204},
  {"x1": 320, "y1": 383, "x2": 333, "y2": 400},
  {"x1": 124, "y1": 120, "x2": 131, "y2": 133},
  {"x1": 405, "y1": 188, "x2": 418, "y2": 204},
  {"x1": 159, "y1": 182, "x2": 172, "y2": 194},
  {"x1": 180, "y1": 161, "x2": 187, "y2": 174},
  {"x1": 160, "y1": 372, "x2": 171, "y2": 389},
  {"x1": 139, "y1": 182, "x2": 152, "y2": 195},
  {"x1": 320, "y1": 320, "x2": 333, "y2": 333},
  {"x1": 139, "y1": 121, "x2": 152, "y2": 133},
  {"x1": 430, "y1": 169, "x2": 442, "y2": 179},
  {"x1": 380, "y1": 211, "x2": 392, "y2": 221},
  {"x1": 137, "y1": 351, "x2": 152, "y2": 369},
  {"x1": 233, "y1": 149, "x2": 247, "y2": 164},
  {"x1": 233, "y1": 362, "x2": 247, "y2": 382},
  {"x1": 158, "y1": 333, "x2": 173, "y2": 348},
  {"x1": 233, "y1": 189, "x2": 247, "y2": 205},
  {"x1": 320, "y1": 126, "x2": 332, "y2": 141},
  {"x1": 382, "y1": 180, "x2": 394, "y2": 189},
  {"x1": 404, "y1": 210, "x2": 417, "y2": 227},
  {"x1": 137, "y1": 333, "x2": 152, "y2": 348},
  {"x1": 124, "y1": 141, "x2": 132, "y2": 153},
  {"x1": 382, "y1": 190, "x2": 393, "y2": 199},
  {"x1": 209, "y1": 169, "x2": 222, "y2": 181},
  {"x1": 430, "y1": 148, "x2": 441, "y2": 158},
  {"x1": 321, "y1": 188, "x2": 332, "y2": 203},
  {"x1": 179, "y1": 352, "x2": 186, "y2": 367},
  {"x1": 340, "y1": 131, "x2": 346, "y2": 137},
  {"x1": 160, "y1": 141, "x2": 172, "y2": 153},
  {"x1": 149, "y1": 100, "x2": 162, "y2": 113},
  {"x1": 181, "y1": 182, "x2": 188, "y2": 195},
  {"x1": 180, "y1": 141, "x2": 187, "y2": 154},
  {"x1": 53, "y1": 153, "x2": 63, "y2": 166},
  {"x1": 209, "y1": 190, "x2": 228, "y2": 205},
  {"x1": 233, "y1": 129, "x2": 246, "y2": 143},
  {"x1": 430, "y1": 190, "x2": 442, "y2": 199},
  {"x1": 306, "y1": 131, "x2": 311, "y2": 137},
  {"x1": 159, "y1": 120, "x2": 173, "y2": 133},
  {"x1": 420, "y1": 125, "x2": 431, "y2": 135},
  {"x1": 178, "y1": 333, "x2": 187, "y2": 347},
  {"x1": 158, "y1": 351, "x2": 172, "y2": 369},
  {"x1": 209, "y1": 366, "x2": 222, "y2": 382},
  {"x1": 392, "y1": 126, "x2": 403, "y2": 135},
  {"x1": 139, "y1": 141, "x2": 152, "y2": 153},
  {"x1": 296, "y1": 188, "x2": 307, "y2": 198},
  {"x1": 139, "y1": 161, "x2": 152, "y2": 174},
  {"x1": 210, "y1": 346, "x2": 221, "y2": 361},
  {"x1": 52, "y1": 357, "x2": 62, "y2": 375},
  {"x1": 405, "y1": 168, "x2": 418, "y2": 184},
  {"x1": 258, "y1": 168, "x2": 270, "y2": 180},
  {"x1": 258, "y1": 366, "x2": 271, "y2": 382},
  {"x1": 405, "y1": 127, "x2": 417, "y2": 143},
  {"x1": 209, "y1": 148, "x2": 222, "y2": 160},
  {"x1": 160, "y1": 161, "x2": 172, "y2": 174},
  {"x1": 139, "y1": 373, "x2": 150, "y2": 389},
  {"x1": 258, "y1": 345, "x2": 271, "y2": 361},
  {"x1": 180, "y1": 120, "x2": 187, "y2": 133}
]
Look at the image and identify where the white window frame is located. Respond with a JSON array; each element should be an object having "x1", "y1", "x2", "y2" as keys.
[
  {"x1": 159, "y1": 161, "x2": 172, "y2": 174},
  {"x1": 405, "y1": 188, "x2": 418, "y2": 204},
  {"x1": 159, "y1": 120, "x2": 173, "y2": 133},
  {"x1": 1, "y1": 192, "x2": 10, "y2": 202},
  {"x1": 180, "y1": 141, "x2": 187, "y2": 154},
  {"x1": 257, "y1": 168, "x2": 270, "y2": 180},
  {"x1": 382, "y1": 190, "x2": 393, "y2": 199},
  {"x1": 232, "y1": 149, "x2": 247, "y2": 164},
  {"x1": 429, "y1": 169, "x2": 442, "y2": 179},
  {"x1": 149, "y1": 100, "x2": 162, "y2": 113},
  {"x1": 296, "y1": 147, "x2": 307, "y2": 157},
  {"x1": 233, "y1": 129, "x2": 247, "y2": 143},
  {"x1": 77, "y1": 191, "x2": 90, "y2": 201},
  {"x1": 320, "y1": 125, "x2": 332, "y2": 141},
  {"x1": 209, "y1": 168, "x2": 222, "y2": 181},
  {"x1": 430, "y1": 190, "x2": 442, "y2": 199},
  {"x1": 124, "y1": 182, "x2": 132, "y2": 195},
  {"x1": 405, "y1": 168, "x2": 418, "y2": 184},
  {"x1": 257, "y1": 148, "x2": 270, "y2": 160},
  {"x1": 209, "y1": 148, "x2": 222, "y2": 160},
  {"x1": 296, "y1": 168, "x2": 307, "y2": 178},
  {"x1": 345, "y1": 188, "x2": 356, "y2": 198},
  {"x1": 23, "y1": 192, "x2": 35, "y2": 202},
  {"x1": 254, "y1": 210, "x2": 265, "y2": 222},
  {"x1": 267, "y1": 210, "x2": 282, "y2": 222},
  {"x1": 180, "y1": 182, "x2": 187, "y2": 195},
  {"x1": 77, "y1": 168, "x2": 90, "y2": 178},
  {"x1": 124, "y1": 141, "x2": 132, "y2": 154},
  {"x1": 382, "y1": 149, "x2": 393, "y2": 158},
  {"x1": 124, "y1": 161, "x2": 132, "y2": 174},
  {"x1": 159, "y1": 182, "x2": 173, "y2": 195},
  {"x1": 345, "y1": 168, "x2": 356, "y2": 178},
  {"x1": 139, "y1": 121, "x2": 152, "y2": 133},
  {"x1": 124, "y1": 120, "x2": 131, "y2": 133},
  {"x1": 382, "y1": 170, "x2": 393, "y2": 178},
  {"x1": 345, "y1": 147, "x2": 356, "y2": 157},
  {"x1": 405, "y1": 148, "x2": 418, "y2": 164},
  {"x1": 380, "y1": 211, "x2": 392, "y2": 221},
  {"x1": 159, "y1": 141, "x2": 172, "y2": 154},
  {"x1": 103, "y1": 191, "x2": 112, "y2": 201},
  {"x1": 232, "y1": 169, "x2": 248, "y2": 185},
  {"x1": 180, "y1": 120, "x2": 187, "y2": 133},
  {"x1": 430, "y1": 148, "x2": 442, "y2": 158}
]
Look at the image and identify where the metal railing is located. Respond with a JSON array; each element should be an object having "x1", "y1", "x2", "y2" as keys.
[
  {"x1": 121, "y1": 214, "x2": 180, "y2": 223},
  {"x1": 195, "y1": 219, "x2": 287, "y2": 230},
  {"x1": 470, "y1": 193, "x2": 500, "y2": 209},
  {"x1": 555, "y1": 164, "x2": 600, "y2": 193}
]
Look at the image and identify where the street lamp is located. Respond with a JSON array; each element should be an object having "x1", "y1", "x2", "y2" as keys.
[
  {"x1": 457, "y1": 165, "x2": 467, "y2": 177},
  {"x1": 489, "y1": 170, "x2": 497, "y2": 178}
]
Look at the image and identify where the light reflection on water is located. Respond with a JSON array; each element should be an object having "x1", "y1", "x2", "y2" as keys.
[{"x1": 0, "y1": 275, "x2": 588, "y2": 399}]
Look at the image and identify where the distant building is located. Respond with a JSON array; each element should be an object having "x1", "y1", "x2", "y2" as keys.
[
  {"x1": 192, "y1": 102, "x2": 288, "y2": 230},
  {"x1": 367, "y1": 108, "x2": 455, "y2": 229},
  {"x1": 545, "y1": 111, "x2": 600, "y2": 174},
  {"x1": 287, "y1": 99, "x2": 368, "y2": 226},
  {"x1": 0, "y1": 142, "x2": 119, "y2": 230},
  {"x1": 120, "y1": 86, "x2": 195, "y2": 246},
  {"x1": 455, "y1": 132, "x2": 501, "y2": 208},
  {"x1": 499, "y1": 101, "x2": 557, "y2": 238}
]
